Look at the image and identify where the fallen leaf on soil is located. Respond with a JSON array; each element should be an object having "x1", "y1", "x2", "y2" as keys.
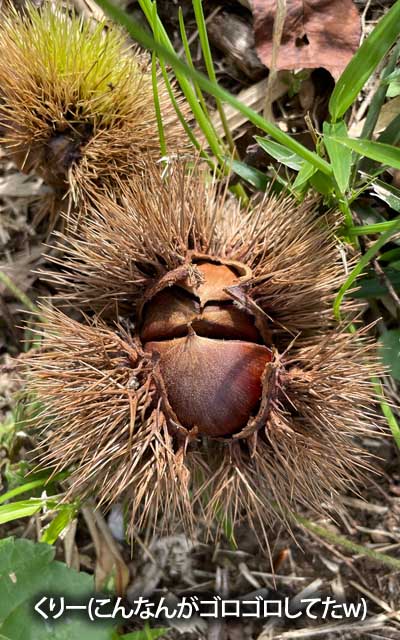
[{"x1": 253, "y1": 0, "x2": 361, "y2": 80}]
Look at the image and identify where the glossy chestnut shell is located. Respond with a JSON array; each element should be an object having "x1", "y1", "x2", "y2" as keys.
[{"x1": 140, "y1": 259, "x2": 272, "y2": 438}]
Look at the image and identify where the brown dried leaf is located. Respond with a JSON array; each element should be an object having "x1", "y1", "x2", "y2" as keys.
[
  {"x1": 253, "y1": 0, "x2": 361, "y2": 80},
  {"x1": 81, "y1": 506, "x2": 130, "y2": 595}
]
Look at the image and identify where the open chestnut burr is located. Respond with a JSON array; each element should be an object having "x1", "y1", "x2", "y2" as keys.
[
  {"x1": 26, "y1": 163, "x2": 379, "y2": 541},
  {"x1": 140, "y1": 258, "x2": 273, "y2": 439}
]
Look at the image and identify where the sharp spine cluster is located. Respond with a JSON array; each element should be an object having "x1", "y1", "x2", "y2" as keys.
[{"x1": 25, "y1": 161, "x2": 380, "y2": 541}]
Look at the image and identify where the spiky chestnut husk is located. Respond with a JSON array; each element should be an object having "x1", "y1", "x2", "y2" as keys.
[
  {"x1": 0, "y1": 3, "x2": 188, "y2": 223},
  {"x1": 26, "y1": 165, "x2": 380, "y2": 541}
]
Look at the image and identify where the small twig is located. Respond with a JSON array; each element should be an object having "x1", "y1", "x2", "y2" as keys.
[
  {"x1": 208, "y1": 567, "x2": 229, "y2": 640},
  {"x1": 296, "y1": 519, "x2": 369, "y2": 587},
  {"x1": 90, "y1": 507, "x2": 126, "y2": 564},
  {"x1": 349, "y1": 579, "x2": 400, "y2": 620},
  {"x1": 339, "y1": 496, "x2": 388, "y2": 515},
  {"x1": 360, "y1": 0, "x2": 373, "y2": 45},
  {"x1": 81, "y1": 505, "x2": 103, "y2": 553},
  {"x1": 263, "y1": 0, "x2": 287, "y2": 121}
]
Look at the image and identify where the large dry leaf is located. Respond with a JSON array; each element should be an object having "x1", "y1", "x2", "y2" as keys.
[{"x1": 253, "y1": 0, "x2": 361, "y2": 80}]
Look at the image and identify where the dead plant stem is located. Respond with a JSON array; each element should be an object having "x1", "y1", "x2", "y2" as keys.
[
  {"x1": 292, "y1": 512, "x2": 400, "y2": 571},
  {"x1": 263, "y1": 0, "x2": 287, "y2": 121}
]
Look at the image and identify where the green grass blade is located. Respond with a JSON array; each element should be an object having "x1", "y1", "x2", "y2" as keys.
[
  {"x1": 41, "y1": 506, "x2": 76, "y2": 545},
  {"x1": 138, "y1": 0, "x2": 225, "y2": 161},
  {"x1": 331, "y1": 136, "x2": 400, "y2": 170},
  {"x1": 192, "y1": 0, "x2": 236, "y2": 153},
  {"x1": 352, "y1": 43, "x2": 400, "y2": 182},
  {"x1": 0, "y1": 501, "x2": 42, "y2": 524},
  {"x1": 323, "y1": 121, "x2": 352, "y2": 193},
  {"x1": 292, "y1": 160, "x2": 317, "y2": 192},
  {"x1": 228, "y1": 159, "x2": 269, "y2": 191},
  {"x1": 347, "y1": 218, "x2": 400, "y2": 237},
  {"x1": 255, "y1": 136, "x2": 303, "y2": 170},
  {"x1": 0, "y1": 471, "x2": 68, "y2": 505},
  {"x1": 0, "y1": 498, "x2": 58, "y2": 525},
  {"x1": 360, "y1": 42, "x2": 400, "y2": 142},
  {"x1": 151, "y1": 53, "x2": 167, "y2": 157},
  {"x1": 150, "y1": 2, "x2": 167, "y2": 157},
  {"x1": 178, "y1": 7, "x2": 210, "y2": 119},
  {"x1": 329, "y1": 0, "x2": 400, "y2": 121},
  {"x1": 291, "y1": 510, "x2": 400, "y2": 570},
  {"x1": 95, "y1": 0, "x2": 333, "y2": 175},
  {"x1": 373, "y1": 377, "x2": 400, "y2": 451},
  {"x1": 158, "y1": 59, "x2": 207, "y2": 156},
  {"x1": 0, "y1": 479, "x2": 48, "y2": 505},
  {"x1": 379, "y1": 248, "x2": 400, "y2": 262},
  {"x1": 334, "y1": 222, "x2": 400, "y2": 318}
]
